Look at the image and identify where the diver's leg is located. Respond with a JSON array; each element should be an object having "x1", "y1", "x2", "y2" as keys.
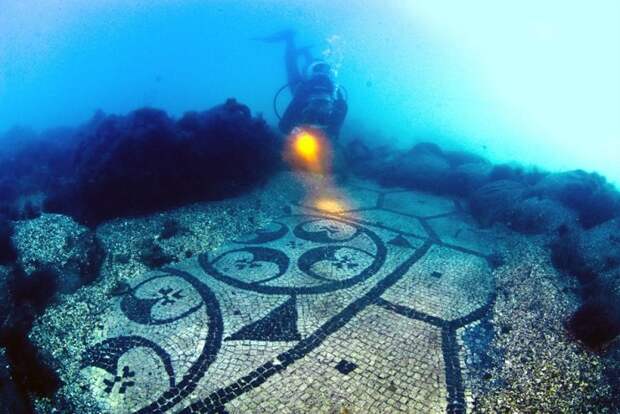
[
  {"x1": 255, "y1": 29, "x2": 303, "y2": 88},
  {"x1": 254, "y1": 29, "x2": 296, "y2": 43},
  {"x1": 297, "y1": 46, "x2": 315, "y2": 69},
  {"x1": 283, "y1": 33, "x2": 302, "y2": 87}
]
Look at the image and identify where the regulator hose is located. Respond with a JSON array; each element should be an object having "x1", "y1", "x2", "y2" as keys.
[{"x1": 273, "y1": 82, "x2": 293, "y2": 120}]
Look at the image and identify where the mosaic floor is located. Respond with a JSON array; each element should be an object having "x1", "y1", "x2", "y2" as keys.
[{"x1": 77, "y1": 180, "x2": 505, "y2": 413}]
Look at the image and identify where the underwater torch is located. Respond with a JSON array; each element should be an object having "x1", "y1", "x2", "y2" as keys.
[{"x1": 284, "y1": 126, "x2": 331, "y2": 175}]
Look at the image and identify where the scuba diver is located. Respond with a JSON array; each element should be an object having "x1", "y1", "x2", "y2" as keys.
[{"x1": 258, "y1": 30, "x2": 348, "y2": 140}]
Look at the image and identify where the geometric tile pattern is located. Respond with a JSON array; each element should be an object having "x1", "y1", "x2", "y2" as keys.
[
  {"x1": 426, "y1": 215, "x2": 502, "y2": 256},
  {"x1": 383, "y1": 190, "x2": 457, "y2": 218},
  {"x1": 71, "y1": 180, "x2": 503, "y2": 413},
  {"x1": 228, "y1": 306, "x2": 447, "y2": 413},
  {"x1": 382, "y1": 245, "x2": 493, "y2": 321}
]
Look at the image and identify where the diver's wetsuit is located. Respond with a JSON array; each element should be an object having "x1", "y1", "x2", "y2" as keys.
[
  {"x1": 263, "y1": 30, "x2": 348, "y2": 139},
  {"x1": 279, "y1": 76, "x2": 348, "y2": 138}
]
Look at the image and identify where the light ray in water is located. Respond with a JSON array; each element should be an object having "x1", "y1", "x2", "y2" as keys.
[{"x1": 284, "y1": 126, "x2": 352, "y2": 217}]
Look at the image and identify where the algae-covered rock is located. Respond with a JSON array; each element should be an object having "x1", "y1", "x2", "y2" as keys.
[
  {"x1": 345, "y1": 140, "x2": 398, "y2": 183},
  {"x1": 443, "y1": 149, "x2": 488, "y2": 167},
  {"x1": 567, "y1": 298, "x2": 620, "y2": 351},
  {"x1": 577, "y1": 218, "x2": 620, "y2": 274},
  {"x1": 384, "y1": 144, "x2": 451, "y2": 191},
  {"x1": 547, "y1": 217, "x2": 620, "y2": 350},
  {"x1": 446, "y1": 162, "x2": 493, "y2": 195},
  {"x1": 469, "y1": 180, "x2": 527, "y2": 226},
  {"x1": 0, "y1": 216, "x2": 17, "y2": 265},
  {"x1": 0, "y1": 266, "x2": 11, "y2": 322},
  {"x1": 476, "y1": 240, "x2": 615, "y2": 412},
  {"x1": 0, "y1": 347, "x2": 31, "y2": 414},
  {"x1": 534, "y1": 170, "x2": 620, "y2": 228},
  {"x1": 510, "y1": 196, "x2": 579, "y2": 234},
  {"x1": 45, "y1": 100, "x2": 282, "y2": 225},
  {"x1": 12, "y1": 213, "x2": 105, "y2": 292}
]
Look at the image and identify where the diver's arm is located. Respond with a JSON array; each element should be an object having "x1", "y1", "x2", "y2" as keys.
[
  {"x1": 279, "y1": 95, "x2": 304, "y2": 134},
  {"x1": 279, "y1": 83, "x2": 314, "y2": 134},
  {"x1": 278, "y1": 109, "x2": 294, "y2": 134}
]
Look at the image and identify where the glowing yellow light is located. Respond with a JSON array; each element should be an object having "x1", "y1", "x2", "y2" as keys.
[
  {"x1": 315, "y1": 197, "x2": 346, "y2": 214},
  {"x1": 284, "y1": 127, "x2": 331, "y2": 175},
  {"x1": 294, "y1": 131, "x2": 319, "y2": 161}
]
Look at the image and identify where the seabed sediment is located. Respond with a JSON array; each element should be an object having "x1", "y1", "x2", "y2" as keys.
[{"x1": 23, "y1": 173, "x2": 614, "y2": 413}]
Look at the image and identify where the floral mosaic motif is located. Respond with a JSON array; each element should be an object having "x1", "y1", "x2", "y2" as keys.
[
  {"x1": 72, "y1": 185, "x2": 500, "y2": 414},
  {"x1": 119, "y1": 275, "x2": 204, "y2": 325},
  {"x1": 157, "y1": 287, "x2": 184, "y2": 306},
  {"x1": 212, "y1": 247, "x2": 290, "y2": 285},
  {"x1": 234, "y1": 222, "x2": 289, "y2": 244},
  {"x1": 319, "y1": 223, "x2": 342, "y2": 236},
  {"x1": 329, "y1": 254, "x2": 360, "y2": 271},
  {"x1": 297, "y1": 245, "x2": 377, "y2": 283},
  {"x1": 234, "y1": 256, "x2": 263, "y2": 270},
  {"x1": 103, "y1": 365, "x2": 136, "y2": 395},
  {"x1": 293, "y1": 218, "x2": 360, "y2": 243},
  {"x1": 286, "y1": 240, "x2": 304, "y2": 249},
  {"x1": 82, "y1": 268, "x2": 224, "y2": 413}
]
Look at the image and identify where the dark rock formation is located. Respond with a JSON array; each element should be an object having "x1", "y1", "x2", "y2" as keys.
[
  {"x1": 1, "y1": 267, "x2": 63, "y2": 411},
  {"x1": 445, "y1": 162, "x2": 493, "y2": 196},
  {"x1": 344, "y1": 138, "x2": 620, "y2": 350},
  {"x1": 8, "y1": 267, "x2": 59, "y2": 316},
  {"x1": 43, "y1": 99, "x2": 281, "y2": 225},
  {"x1": 534, "y1": 171, "x2": 620, "y2": 229},
  {"x1": 469, "y1": 180, "x2": 527, "y2": 226},
  {"x1": 0, "y1": 217, "x2": 17, "y2": 265},
  {"x1": 344, "y1": 139, "x2": 397, "y2": 180},
  {"x1": 0, "y1": 214, "x2": 104, "y2": 409},
  {"x1": 443, "y1": 150, "x2": 488, "y2": 167},
  {"x1": 62, "y1": 231, "x2": 107, "y2": 288},
  {"x1": 139, "y1": 239, "x2": 176, "y2": 268},
  {"x1": 567, "y1": 299, "x2": 620, "y2": 351},
  {"x1": 0, "y1": 348, "x2": 30, "y2": 414},
  {"x1": 382, "y1": 143, "x2": 451, "y2": 191},
  {"x1": 509, "y1": 197, "x2": 578, "y2": 234},
  {"x1": 0, "y1": 329, "x2": 62, "y2": 412},
  {"x1": 578, "y1": 219, "x2": 620, "y2": 275},
  {"x1": 550, "y1": 220, "x2": 620, "y2": 349}
]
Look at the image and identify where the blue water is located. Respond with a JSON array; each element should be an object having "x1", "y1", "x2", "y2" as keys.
[{"x1": 1, "y1": 0, "x2": 619, "y2": 183}]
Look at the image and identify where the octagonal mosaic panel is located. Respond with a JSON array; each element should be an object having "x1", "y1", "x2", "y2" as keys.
[{"x1": 66, "y1": 183, "x2": 502, "y2": 413}]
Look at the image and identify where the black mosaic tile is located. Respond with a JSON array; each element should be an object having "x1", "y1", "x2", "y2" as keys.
[
  {"x1": 76, "y1": 207, "x2": 499, "y2": 413},
  {"x1": 388, "y1": 234, "x2": 415, "y2": 249},
  {"x1": 226, "y1": 296, "x2": 301, "y2": 341},
  {"x1": 82, "y1": 336, "x2": 176, "y2": 389},
  {"x1": 179, "y1": 240, "x2": 433, "y2": 413},
  {"x1": 199, "y1": 216, "x2": 388, "y2": 295},
  {"x1": 234, "y1": 222, "x2": 289, "y2": 244},
  {"x1": 334, "y1": 359, "x2": 358, "y2": 375}
]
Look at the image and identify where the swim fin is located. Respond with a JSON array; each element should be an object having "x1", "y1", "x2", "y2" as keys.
[{"x1": 253, "y1": 29, "x2": 296, "y2": 43}]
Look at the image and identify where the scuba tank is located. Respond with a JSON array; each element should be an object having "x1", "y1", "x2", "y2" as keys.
[
  {"x1": 273, "y1": 79, "x2": 347, "y2": 132},
  {"x1": 274, "y1": 59, "x2": 347, "y2": 137}
]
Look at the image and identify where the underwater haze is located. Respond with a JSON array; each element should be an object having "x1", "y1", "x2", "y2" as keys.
[
  {"x1": 4, "y1": 2, "x2": 620, "y2": 413},
  {"x1": 1, "y1": 0, "x2": 619, "y2": 184}
]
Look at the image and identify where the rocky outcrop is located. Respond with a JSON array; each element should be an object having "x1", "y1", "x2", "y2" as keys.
[
  {"x1": 44, "y1": 99, "x2": 282, "y2": 225},
  {"x1": 346, "y1": 139, "x2": 620, "y2": 349}
]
